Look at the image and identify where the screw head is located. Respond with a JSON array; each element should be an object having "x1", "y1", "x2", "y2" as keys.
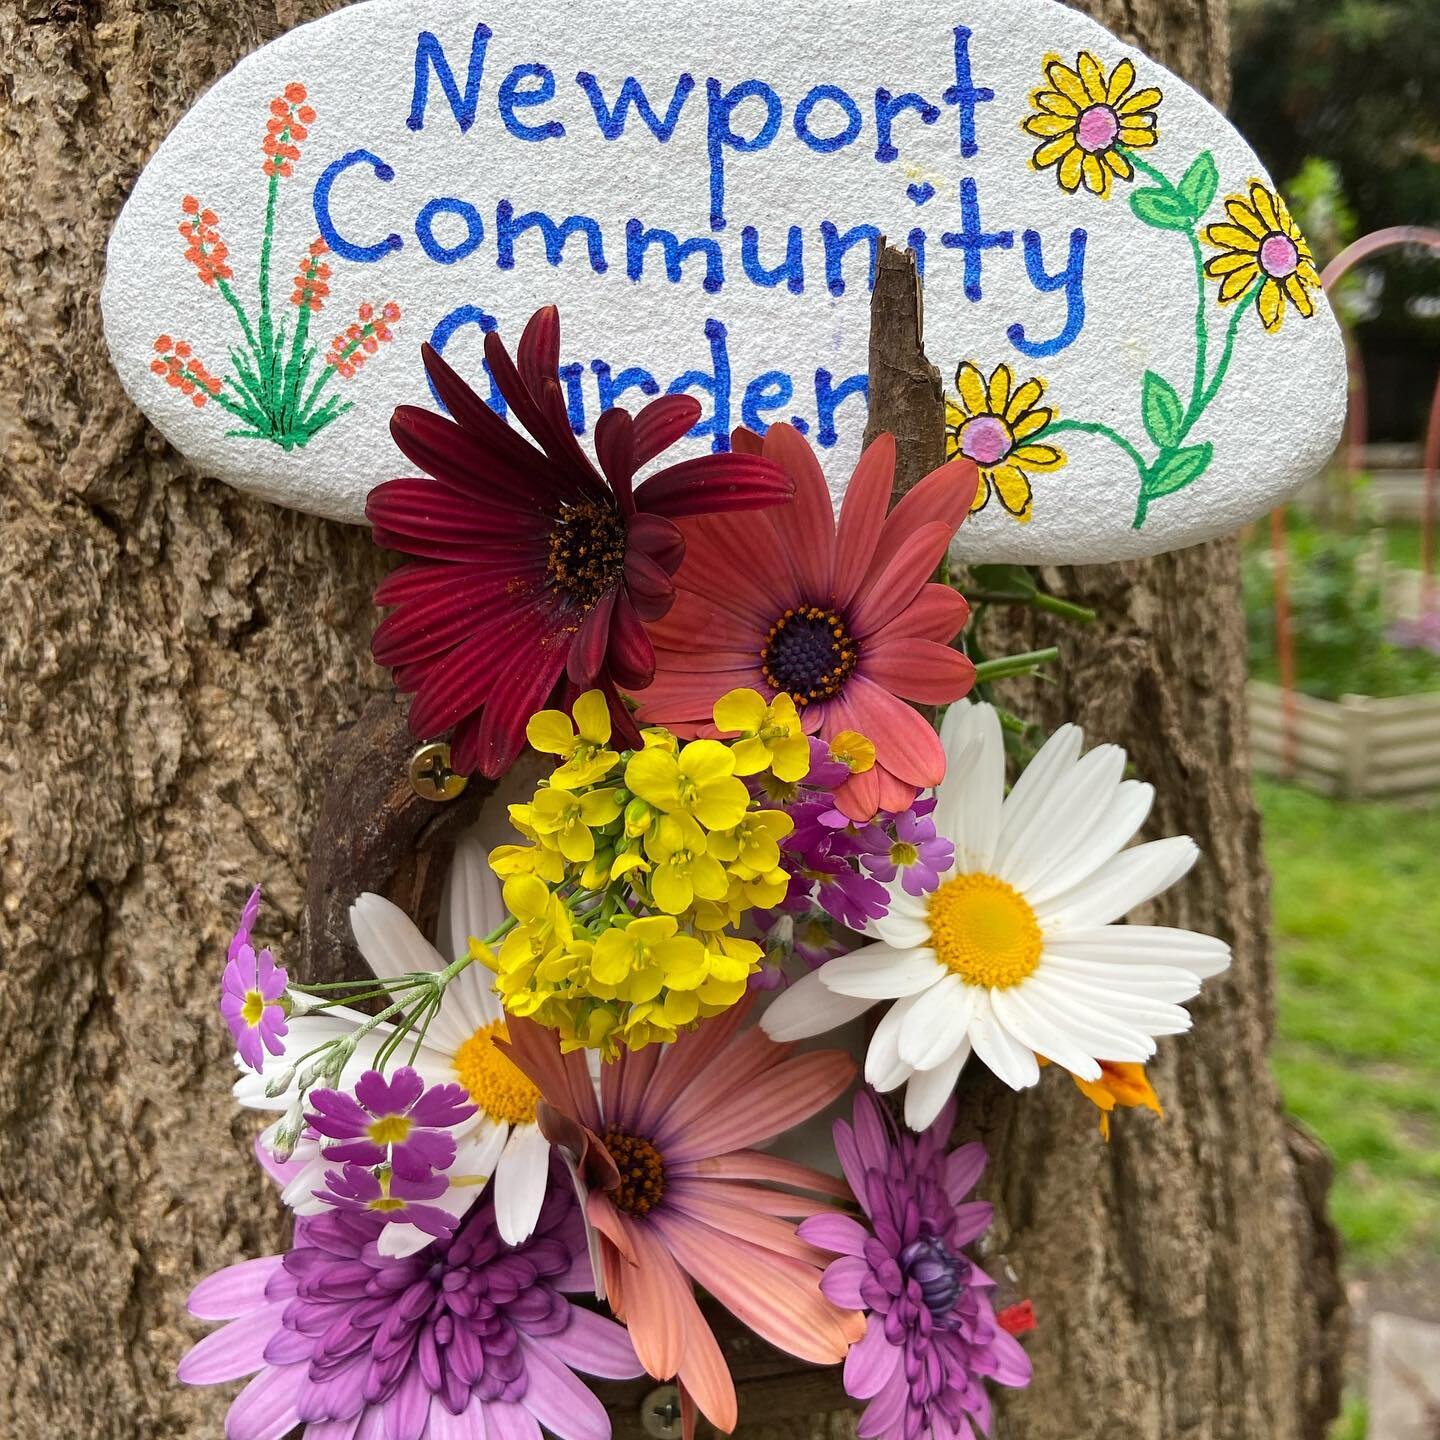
[
  {"x1": 640, "y1": 1384, "x2": 683, "y2": 1440},
  {"x1": 409, "y1": 742, "x2": 468, "y2": 802}
]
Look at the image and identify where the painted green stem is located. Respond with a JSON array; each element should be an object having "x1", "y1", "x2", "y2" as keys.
[{"x1": 1041, "y1": 418, "x2": 1148, "y2": 479}]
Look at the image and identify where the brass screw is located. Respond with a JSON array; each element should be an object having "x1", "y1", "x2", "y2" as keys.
[
  {"x1": 409, "y1": 742, "x2": 468, "y2": 802},
  {"x1": 640, "y1": 1385, "x2": 683, "y2": 1440}
]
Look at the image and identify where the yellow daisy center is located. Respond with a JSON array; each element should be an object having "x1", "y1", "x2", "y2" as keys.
[
  {"x1": 927, "y1": 872, "x2": 1042, "y2": 990},
  {"x1": 367, "y1": 1115, "x2": 412, "y2": 1146},
  {"x1": 241, "y1": 989, "x2": 266, "y2": 1027},
  {"x1": 452, "y1": 1020, "x2": 541, "y2": 1126}
]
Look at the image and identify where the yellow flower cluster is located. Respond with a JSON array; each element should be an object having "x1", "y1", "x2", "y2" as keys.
[{"x1": 485, "y1": 688, "x2": 808, "y2": 1056}]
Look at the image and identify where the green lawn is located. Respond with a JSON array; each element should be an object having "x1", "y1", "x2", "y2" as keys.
[{"x1": 1260, "y1": 777, "x2": 1440, "y2": 1266}]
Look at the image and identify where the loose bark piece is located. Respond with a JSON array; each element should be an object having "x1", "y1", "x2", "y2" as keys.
[
  {"x1": 862, "y1": 246, "x2": 946, "y2": 498},
  {"x1": 299, "y1": 692, "x2": 493, "y2": 987}
]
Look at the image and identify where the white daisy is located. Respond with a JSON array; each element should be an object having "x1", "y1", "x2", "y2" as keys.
[
  {"x1": 762, "y1": 701, "x2": 1231, "y2": 1130},
  {"x1": 235, "y1": 833, "x2": 551, "y2": 1253}
]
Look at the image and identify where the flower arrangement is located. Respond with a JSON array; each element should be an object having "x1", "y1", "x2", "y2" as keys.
[
  {"x1": 182, "y1": 304, "x2": 1234, "y2": 1440},
  {"x1": 150, "y1": 83, "x2": 402, "y2": 449}
]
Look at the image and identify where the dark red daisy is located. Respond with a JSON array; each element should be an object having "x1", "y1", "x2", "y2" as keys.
[{"x1": 368, "y1": 306, "x2": 792, "y2": 778}]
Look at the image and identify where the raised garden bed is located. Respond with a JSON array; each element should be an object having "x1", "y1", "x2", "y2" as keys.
[{"x1": 1249, "y1": 680, "x2": 1440, "y2": 798}]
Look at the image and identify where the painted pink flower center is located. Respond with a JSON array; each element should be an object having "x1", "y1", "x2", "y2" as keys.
[
  {"x1": 959, "y1": 416, "x2": 1014, "y2": 468},
  {"x1": 1076, "y1": 104, "x2": 1120, "y2": 152},
  {"x1": 1259, "y1": 233, "x2": 1300, "y2": 278}
]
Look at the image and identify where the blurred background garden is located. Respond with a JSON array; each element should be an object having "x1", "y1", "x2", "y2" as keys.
[{"x1": 1230, "y1": 0, "x2": 1439, "y2": 1429}]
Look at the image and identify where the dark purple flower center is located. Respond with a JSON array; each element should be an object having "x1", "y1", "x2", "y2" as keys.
[
  {"x1": 602, "y1": 1126, "x2": 666, "y2": 1216},
  {"x1": 899, "y1": 1233, "x2": 964, "y2": 1321},
  {"x1": 547, "y1": 499, "x2": 628, "y2": 608},
  {"x1": 761, "y1": 605, "x2": 858, "y2": 707}
]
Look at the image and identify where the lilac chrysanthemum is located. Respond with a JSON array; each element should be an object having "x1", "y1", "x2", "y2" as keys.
[
  {"x1": 798, "y1": 1091, "x2": 1031, "y2": 1440},
  {"x1": 308, "y1": 1067, "x2": 475, "y2": 1180},
  {"x1": 220, "y1": 885, "x2": 289, "y2": 1071},
  {"x1": 179, "y1": 1156, "x2": 642, "y2": 1440}
]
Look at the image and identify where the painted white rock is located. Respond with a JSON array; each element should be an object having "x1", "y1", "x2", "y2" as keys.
[{"x1": 102, "y1": 0, "x2": 1346, "y2": 561}]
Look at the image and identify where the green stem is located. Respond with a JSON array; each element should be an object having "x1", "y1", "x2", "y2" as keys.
[
  {"x1": 1040, "y1": 418, "x2": 1148, "y2": 479},
  {"x1": 258, "y1": 170, "x2": 281, "y2": 411},
  {"x1": 216, "y1": 278, "x2": 263, "y2": 364},
  {"x1": 1196, "y1": 282, "x2": 1258, "y2": 412},
  {"x1": 972, "y1": 647, "x2": 1060, "y2": 684},
  {"x1": 280, "y1": 302, "x2": 313, "y2": 435}
]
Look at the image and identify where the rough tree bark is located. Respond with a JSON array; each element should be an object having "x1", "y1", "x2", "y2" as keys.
[{"x1": 0, "y1": 2, "x2": 1342, "y2": 1438}]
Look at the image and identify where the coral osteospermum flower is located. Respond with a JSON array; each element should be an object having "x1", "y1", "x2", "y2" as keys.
[
  {"x1": 236, "y1": 836, "x2": 554, "y2": 1250},
  {"x1": 945, "y1": 363, "x2": 1065, "y2": 524},
  {"x1": 1024, "y1": 52, "x2": 1161, "y2": 198},
  {"x1": 1203, "y1": 181, "x2": 1321, "y2": 333},
  {"x1": 180, "y1": 1153, "x2": 642, "y2": 1440},
  {"x1": 371, "y1": 307, "x2": 792, "y2": 777},
  {"x1": 504, "y1": 999, "x2": 865, "y2": 1433},
  {"x1": 802, "y1": 1092, "x2": 1031, "y2": 1437},
  {"x1": 632, "y1": 426, "x2": 978, "y2": 821},
  {"x1": 765, "y1": 701, "x2": 1231, "y2": 1129}
]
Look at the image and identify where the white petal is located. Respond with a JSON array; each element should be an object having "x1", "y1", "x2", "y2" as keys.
[
  {"x1": 967, "y1": 991, "x2": 1041, "y2": 1090},
  {"x1": 870, "y1": 905, "x2": 933, "y2": 949},
  {"x1": 865, "y1": 995, "x2": 920, "y2": 1092},
  {"x1": 351, "y1": 895, "x2": 475, "y2": 1055},
  {"x1": 761, "y1": 971, "x2": 874, "y2": 1040},
  {"x1": 992, "y1": 723, "x2": 1084, "y2": 876},
  {"x1": 1050, "y1": 925, "x2": 1232, "y2": 978},
  {"x1": 898, "y1": 974, "x2": 977, "y2": 1070},
  {"x1": 437, "y1": 835, "x2": 505, "y2": 1028},
  {"x1": 820, "y1": 944, "x2": 948, "y2": 999},
  {"x1": 1037, "y1": 965, "x2": 1197, "y2": 1029},
  {"x1": 1038, "y1": 953, "x2": 1205, "y2": 1001},
  {"x1": 903, "y1": 1041, "x2": 971, "y2": 1131},
  {"x1": 454, "y1": 1120, "x2": 510, "y2": 1179},
  {"x1": 934, "y1": 702, "x2": 1005, "y2": 871},
  {"x1": 232, "y1": 1010, "x2": 386, "y2": 1110},
  {"x1": 494, "y1": 1124, "x2": 551, "y2": 1245},
  {"x1": 1024, "y1": 781, "x2": 1154, "y2": 907},
  {"x1": 988, "y1": 985, "x2": 1101, "y2": 1080},
  {"x1": 437, "y1": 832, "x2": 507, "y2": 961},
  {"x1": 1002, "y1": 744, "x2": 1127, "y2": 896},
  {"x1": 1024, "y1": 976, "x2": 1163, "y2": 1060},
  {"x1": 377, "y1": 1221, "x2": 434, "y2": 1259},
  {"x1": 1035, "y1": 836, "x2": 1199, "y2": 930}
]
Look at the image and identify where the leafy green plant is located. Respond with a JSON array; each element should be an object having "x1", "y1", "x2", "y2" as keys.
[{"x1": 1244, "y1": 516, "x2": 1440, "y2": 698}]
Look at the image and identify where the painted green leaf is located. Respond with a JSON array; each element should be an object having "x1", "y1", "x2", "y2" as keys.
[
  {"x1": 1144, "y1": 442, "x2": 1214, "y2": 499},
  {"x1": 1178, "y1": 152, "x2": 1219, "y2": 217},
  {"x1": 1141, "y1": 372, "x2": 1186, "y2": 448},
  {"x1": 1129, "y1": 186, "x2": 1194, "y2": 230}
]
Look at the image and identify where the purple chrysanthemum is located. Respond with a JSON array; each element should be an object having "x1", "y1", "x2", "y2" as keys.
[
  {"x1": 798, "y1": 1091, "x2": 1031, "y2": 1440},
  {"x1": 859, "y1": 808, "x2": 956, "y2": 896},
  {"x1": 308, "y1": 1067, "x2": 475, "y2": 1180},
  {"x1": 220, "y1": 885, "x2": 289, "y2": 1072},
  {"x1": 179, "y1": 1158, "x2": 642, "y2": 1440}
]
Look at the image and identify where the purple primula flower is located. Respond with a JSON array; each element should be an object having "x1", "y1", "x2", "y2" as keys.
[
  {"x1": 180, "y1": 1155, "x2": 643, "y2": 1440},
  {"x1": 799, "y1": 1091, "x2": 1031, "y2": 1440},
  {"x1": 316, "y1": 1160, "x2": 466, "y2": 1242},
  {"x1": 860, "y1": 807, "x2": 956, "y2": 897},
  {"x1": 219, "y1": 886, "x2": 289, "y2": 1072},
  {"x1": 307, "y1": 1066, "x2": 475, "y2": 1179}
]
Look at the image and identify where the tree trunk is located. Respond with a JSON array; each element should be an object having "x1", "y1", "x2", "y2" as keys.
[{"x1": 0, "y1": 3, "x2": 1343, "y2": 1439}]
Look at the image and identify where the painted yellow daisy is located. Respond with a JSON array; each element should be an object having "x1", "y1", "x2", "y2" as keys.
[
  {"x1": 944, "y1": 362, "x2": 1065, "y2": 524},
  {"x1": 1202, "y1": 180, "x2": 1321, "y2": 333},
  {"x1": 1024, "y1": 52, "x2": 1162, "y2": 199}
]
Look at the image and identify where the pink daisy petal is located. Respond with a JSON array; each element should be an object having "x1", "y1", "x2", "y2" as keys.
[
  {"x1": 858, "y1": 639, "x2": 977, "y2": 705},
  {"x1": 831, "y1": 433, "x2": 897, "y2": 610}
]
